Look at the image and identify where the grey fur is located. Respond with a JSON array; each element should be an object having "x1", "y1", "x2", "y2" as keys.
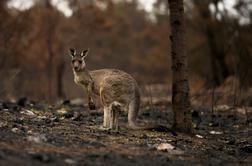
[{"x1": 70, "y1": 49, "x2": 154, "y2": 130}]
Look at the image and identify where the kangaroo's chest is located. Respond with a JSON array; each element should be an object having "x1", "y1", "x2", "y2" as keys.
[
  {"x1": 74, "y1": 74, "x2": 100, "y2": 95},
  {"x1": 74, "y1": 74, "x2": 90, "y2": 86}
]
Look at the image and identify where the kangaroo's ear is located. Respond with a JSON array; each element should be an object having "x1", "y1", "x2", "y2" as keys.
[
  {"x1": 81, "y1": 49, "x2": 89, "y2": 59},
  {"x1": 69, "y1": 48, "x2": 76, "y2": 57}
]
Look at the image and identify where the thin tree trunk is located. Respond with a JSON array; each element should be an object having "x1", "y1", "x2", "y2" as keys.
[
  {"x1": 194, "y1": 0, "x2": 230, "y2": 86},
  {"x1": 45, "y1": 0, "x2": 54, "y2": 102},
  {"x1": 206, "y1": 26, "x2": 229, "y2": 86},
  {"x1": 168, "y1": 0, "x2": 191, "y2": 132},
  {"x1": 56, "y1": 49, "x2": 66, "y2": 99},
  {"x1": 47, "y1": 35, "x2": 53, "y2": 102}
]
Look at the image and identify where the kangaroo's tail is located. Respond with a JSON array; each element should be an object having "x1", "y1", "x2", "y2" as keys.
[{"x1": 128, "y1": 86, "x2": 177, "y2": 136}]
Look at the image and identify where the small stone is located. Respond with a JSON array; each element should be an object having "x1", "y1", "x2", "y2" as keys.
[
  {"x1": 64, "y1": 158, "x2": 76, "y2": 164},
  {"x1": 27, "y1": 130, "x2": 33, "y2": 134},
  {"x1": 20, "y1": 109, "x2": 35, "y2": 116},
  {"x1": 50, "y1": 116, "x2": 59, "y2": 122},
  {"x1": 196, "y1": 134, "x2": 204, "y2": 138},
  {"x1": 11, "y1": 127, "x2": 19, "y2": 133},
  {"x1": 156, "y1": 143, "x2": 175, "y2": 151},
  {"x1": 38, "y1": 115, "x2": 47, "y2": 119},
  {"x1": 209, "y1": 131, "x2": 223, "y2": 135},
  {"x1": 155, "y1": 143, "x2": 184, "y2": 155},
  {"x1": 27, "y1": 134, "x2": 47, "y2": 143},
  {"x1": 56, "y1": 108, "x2": 67, "y2": 115}
]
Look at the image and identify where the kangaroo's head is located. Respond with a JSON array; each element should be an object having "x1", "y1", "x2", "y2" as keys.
[{"x1": 69, "y1": 48, "x2": 89, "y2": 72}]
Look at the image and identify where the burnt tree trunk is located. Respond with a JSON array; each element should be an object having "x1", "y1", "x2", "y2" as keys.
[
  {"x1": 45, "y1": 0, "x2": 55, "y2": 102},
  {"x1": 168, "y1": 0, "x2": 191, "y2": 132},
  {"x1": 56, "y1": 45, "x2": 66, "y2": 99},
  {"x1": 47, "y1": 33, "x2": 53, "y2": 102},
  {"x1": 207, "y1": 28, "x2": 229, "y2": 86},
  {"x1": 194, "y1": 0, "x2": 230, "y2": 86},
  {"x1": 56, "y1": 61, "x2": 65, "y2": 98}
]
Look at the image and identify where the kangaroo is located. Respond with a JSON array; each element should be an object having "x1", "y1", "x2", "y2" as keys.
[{"x1": 69, "y1": 48, "x2": 173, "y2": 132}]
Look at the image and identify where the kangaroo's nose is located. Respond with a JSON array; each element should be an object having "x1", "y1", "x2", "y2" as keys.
[{"x1": 74, "y1": 67, "x2": 78, "y2": 70}]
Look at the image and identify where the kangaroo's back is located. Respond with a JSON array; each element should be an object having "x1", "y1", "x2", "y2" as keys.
[{"x1": 91, "y1": 69, "x2": 139, "y2": 106}]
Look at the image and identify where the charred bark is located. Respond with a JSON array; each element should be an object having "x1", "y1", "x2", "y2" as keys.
[{"x1": 168, "y1": 0, "x2": 192, "y2": 132}]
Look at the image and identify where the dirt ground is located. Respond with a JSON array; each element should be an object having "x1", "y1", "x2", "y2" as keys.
[{"x1": 0, "y1": 97, "x2": 251, "y2": 166}]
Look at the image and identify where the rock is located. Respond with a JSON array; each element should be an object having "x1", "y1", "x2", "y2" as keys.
[
  {"x1": 37, "y1": 116, "x2": 47, "y2": 120},
  {"x1": 11, "y1": 127, "x2": 19, "y2": 133},
  {"x1": 20, "y1": 109, "x2": 36, "y2": 116},
  {"x1": 27, "y1": 134, "x2": 47, "y2": 143},
  {"x1": 156, "y1": 143, "x2": 175, "y2": 151},
  {"x1": 50, "y1": 116, "x2": 59, "y2": 122},
  {"x1": 27, "y1": 130, "x2": 33, "y2": 134},
  {"x1": 64, "y1": 158, "x2": 76, "y2": 165},
  {"x1": 209, "y1": 131, "x2": 223, "y2": 135},
  {"x1": 56, "y1": 108, "x2": 67, "y2": 115},
  {"x1": 196, "y1": 134, "x2": 204, "y2": 138},
  {"x1": 155, "y1": 143, "x2": 184, "y2": 155}
]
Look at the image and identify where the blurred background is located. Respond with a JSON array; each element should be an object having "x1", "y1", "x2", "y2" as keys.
[{"x1": 0, "y1": 0, "x2": 252, "y2": 104}]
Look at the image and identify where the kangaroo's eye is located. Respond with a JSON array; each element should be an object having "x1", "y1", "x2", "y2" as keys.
[
  {"x1": 78, "y1": 60, "x2": 82, "y2": 64},
  {"x1": 71, "y1": 60, "x2": 75, "y2": 63}
]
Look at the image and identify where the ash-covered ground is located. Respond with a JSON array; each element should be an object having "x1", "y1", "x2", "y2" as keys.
[{"x1": 0, "y1": 96, "x2": 251, "y2": 166}]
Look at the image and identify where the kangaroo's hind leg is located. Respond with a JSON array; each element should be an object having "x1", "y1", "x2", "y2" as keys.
[
  {"x1": 100, "y1": 88, "x2": 113, "y2": 129},
  {"x1": 109, "y1": 102, "x2": 120, "y2": 131},
  {"x1": 103, "y1": 106, "x2": 111, "y2": 128}
]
